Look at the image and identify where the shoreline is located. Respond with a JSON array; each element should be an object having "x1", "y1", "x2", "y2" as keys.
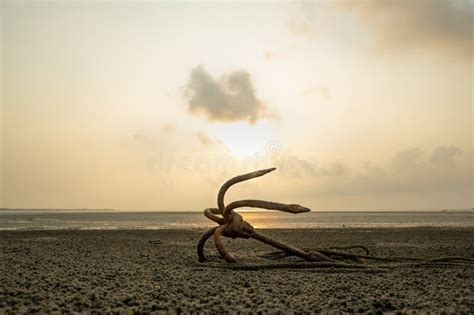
[
  {"x1": 1, "y1": 227, "x2": 473, "y2": 312},
  {"x1": 1, "y1": 225, "x2": 474, "y2": 232},
  {"x1": 2, "y1": 211, "x2": 473, "y2": 231}
]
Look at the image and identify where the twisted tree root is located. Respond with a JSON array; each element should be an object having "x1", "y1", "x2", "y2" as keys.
[
  {"x1": 251, "y1": 231, "x2": 334, "y2": 262},
  {"x1": 260, "y1": 246, "x2": 370, "y2": 261},
  {"x1": 197, "y1": 226, "x2": 218, "y2": 263},
  {"x1": 197, "y1": 168, "x2": 333, "y2": 263},
  {"x1": 204, "y1": 208, "x2": 224, "y2": 225},
  {"x1": 196, "y1": 168, "x2": 474, "y2": 271},
  {"x1": 217, "y1": 168, "x2": 276, "y2": 217},
  {"x1": 214, "y1": 225, "x2": 238, "y2": 263},
  {"x1": 224, "y1": 199, "x2": 310, "y2": 218},
  {"x1": 259, "y1": 248, "x2": 474, "y2": 269}
]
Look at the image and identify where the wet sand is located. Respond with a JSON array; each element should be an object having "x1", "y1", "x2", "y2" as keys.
[{"x1": 1, "y1": 228, "x2": 473, "y2": 313}]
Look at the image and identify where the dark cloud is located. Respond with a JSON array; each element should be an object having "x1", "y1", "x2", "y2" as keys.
[
  {"x1": 288, "y1": 1, "x2": 473, "y2": 58},
  {"x1": 339, "y1": 0, "x2": 473, "y2": 57},
  {"x1": 310, "y1": 145, "x2": 472, "y2": 196},
  {"x1": 391, "y1": 147, "x2": 423, "y2": 171},
  {"x1": 302, "y1": 146, "x2": 474, "y2": 198},
  {"x1": 429, "y1": 145, "x2": 463, "y2": 166},
  {"x1": 184, "y1": 65, "x2": 274, "y2": 124}
]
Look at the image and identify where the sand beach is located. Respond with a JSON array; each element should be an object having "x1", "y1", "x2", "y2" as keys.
[{"x1": 1, "y1": 227, "x2": 473, "y2": 313}]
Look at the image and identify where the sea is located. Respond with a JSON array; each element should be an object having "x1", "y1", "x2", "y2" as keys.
[{"x1": 0, "y1": 210, "x2": 473, "y2": 231}]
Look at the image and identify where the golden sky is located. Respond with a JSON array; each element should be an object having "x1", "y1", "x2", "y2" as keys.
[{"x1": 1, "y1": 1, "x2": 472, "y2": 210}]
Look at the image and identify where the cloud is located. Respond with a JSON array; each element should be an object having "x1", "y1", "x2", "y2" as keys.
[
  {"x1": 390, "y1": 147, "x2": 423, "y2": 171},
  {"x1": 338, "y1": 0, "x2": 473, "y2": 57},
  {"x1": 321, "y1": 161, "x2": 349, "y2": 177},
  {"x1": 193, "y1": 131, "x2": 214, "y2": 147},
  {"x1": 287, "y1": 1, "x2": 473, "y2": 58},
  {"x1": 429, "y1": 145, "x2": 463, "y2": 166},
  {"x1": 184, "y1": 65, "x2": 275, "y2": 124},
  {"x1": 318, "y1": 145, "x2": 472, "y2": 196}
]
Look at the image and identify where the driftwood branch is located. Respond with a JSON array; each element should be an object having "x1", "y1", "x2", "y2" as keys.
[
  {"x1": 196, "y1": 168, "x2": 474, "y2": 271},
  {"x1": 197, "y1": 168, "x2": 334, "y2": 264}
]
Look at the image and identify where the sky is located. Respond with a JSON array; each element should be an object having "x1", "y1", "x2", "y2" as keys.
[{"x1": 1, "y1": 0, "x2": 472, "y2": 211}]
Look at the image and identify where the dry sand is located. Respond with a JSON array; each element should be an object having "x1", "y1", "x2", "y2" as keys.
[{"x1": 1, "y1": 228, "x2": 473, "y2": 313}]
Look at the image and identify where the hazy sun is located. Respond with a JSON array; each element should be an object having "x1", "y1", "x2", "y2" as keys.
[{"x1": 215, "y1": 122, "x2": 275, "y2": 156}]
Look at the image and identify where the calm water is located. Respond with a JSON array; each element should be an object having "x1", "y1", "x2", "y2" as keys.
[{"x1": 0, "y1": 210, "x2": 473, "y2": 230}]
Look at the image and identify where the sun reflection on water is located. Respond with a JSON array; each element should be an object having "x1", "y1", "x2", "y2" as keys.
[{"x1": 235, "y1": 211, "x2": 293, "y2": 229}]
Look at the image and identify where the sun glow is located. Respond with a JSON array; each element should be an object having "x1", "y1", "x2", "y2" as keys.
[{"x1": 215, "y1": 121, "x2": 276, "y2": 157}]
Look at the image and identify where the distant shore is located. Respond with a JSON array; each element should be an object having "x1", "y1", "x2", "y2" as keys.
[
  {"x1": 1, "y1": 208, "x2": 473, "y2": 212},
  {"x1": 0, "y1": 208, "x2": 117, "y2": 212},
  {"x1": 1, "y1": 227, "x2": 473, "y2": 313}
]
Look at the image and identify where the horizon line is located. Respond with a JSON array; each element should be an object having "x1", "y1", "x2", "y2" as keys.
[{"x1": 1, "y1": 208, "x2": 473, "y2": 212}]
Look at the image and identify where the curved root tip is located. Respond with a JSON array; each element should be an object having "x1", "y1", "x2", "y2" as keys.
[
  {"x1": 214, "y1": 225, "x2": 238, "y2": 263},
  {"x1": 290, "y1": 204, "x2": 311, "y2": 213},
  {"x1": 251, "y1": 167, "x2": 277, "y2": 179},
  {"x1": 254, "y1": 168, "x2": 277, "y2": 176}
]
